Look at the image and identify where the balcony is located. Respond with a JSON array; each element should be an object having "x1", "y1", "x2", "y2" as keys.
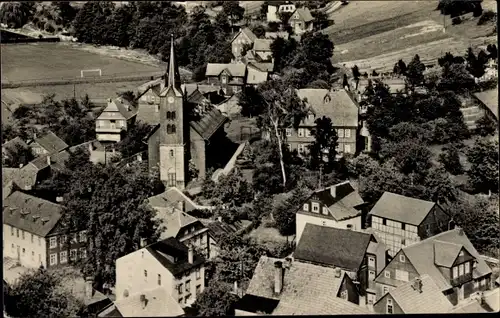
[
  {"x1": 451, "y1": 273, "x2": 473, "y2": 287},
  {"x1": 96, "y1": 126, "x2": 125, "y2": 133}
]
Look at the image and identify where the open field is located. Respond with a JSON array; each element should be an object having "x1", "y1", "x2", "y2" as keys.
[{"x1": 1, "y1": 42, "x2": 161, "y2": 82}]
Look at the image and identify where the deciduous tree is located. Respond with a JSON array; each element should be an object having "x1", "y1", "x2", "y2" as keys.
[
  {"x1": 475, "y1": 115, "x2": 497, "y2": 137},
  {"x1": 466, "y1": 140, "x2": 499, "y2": 194},
  {"x1": 308, "y1": 116, "x2": 339, "y2": 172}
]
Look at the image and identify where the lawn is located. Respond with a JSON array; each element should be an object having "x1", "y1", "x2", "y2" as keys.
[{"x1": 1, "y1": 42, "x2": 161, "y2": 82}]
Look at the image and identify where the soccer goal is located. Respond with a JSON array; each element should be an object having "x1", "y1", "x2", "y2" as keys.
[{"x1": 81, "y1": 69, "x2": 102, "y2": 78}]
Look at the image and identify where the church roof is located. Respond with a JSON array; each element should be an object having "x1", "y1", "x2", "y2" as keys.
[
  {"x1": 160, "y1": 35, "x2": 183, "y2": 97},
  {"x1": 190, "y1": 108, "x2": 228, "y2": 140}
]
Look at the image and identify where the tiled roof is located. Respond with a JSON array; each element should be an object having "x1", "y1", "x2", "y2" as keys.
[
  {"x1": 246, "y1": 65, "x2": 269, "y2": 85},
  {"x1": 244, "y1": 256, "x2": 372, "y2": 315},
  {"x1": 205, "y1": 63, "x2": 247, "y2": 77},
  {"x1": 98, "y1": 98, "x2": 137, "y2": 120},
  {"x1": 3, "y1": 191, "x2": 62, "y2": 237},
  {"x1": 57, "y1": 268, "x2": 111, "y2": 306},
  {"x1": 368, "y1": 192, "x2": 436, "y2": 225},
  {"x1": 265, "y1": 31, "x2": 289, "y2": 40},
  {"x1": 2, "y1": 137, "x2": 29, "y2": 153},
  {"x1": 2, "y1": 168, "x2": 20, "y2": 188},
  {"x1": 253, "y1": 39, "x2": 273, "y2": 52},
  {"x1": 33, "y1": 131, "x2": 68, "y2": 154},
  {"x1": 148, "y1": 187, "x2": 200, "y2": 212},
  {"x1": 69, "y1": 140, "x2": 106, "y2": 153},
  {"x1": 157, "y1": 209, "x2": 200, "y2": 240},
  {"x1": 30, "y1": 150, "x2": 70, "y2": 170},
  {"x1": 474, "y1": 88, "x2": 498, "y2": 120},
  {"x1": 181, "y1": 83, "x2": 221, "y2": 98},
  {"x1": 294, "y1": 224, "x2": 372, "y2": 270},
  {"x1": 113, "y1": 287, "x2": 184, "y2": 317},
  {"x1": 12, "y1": 165, "x2": 39, "y2": 189},
  {"x1": 145, "y1": 237, "x2": 205, "y2": 276},
  {"x1": 201, "y1": 219, "x2": 252, "y2": 240},
  {"x1": 433, "y1": 240, "x2": 465, "y2": 267},
  {"x1": 235, "y1": 294, "x2": 280, "y2": 314},
  {"x1": 380, "y1": 229, "x2": 492, "y2": 291},
  {"x1": 305, "y1": 181, "x2": 364, "y2": 221},
  {"x1": 293, "y1": 7, "x2": 314, "y2": 22},
  {"x1": 190, "y1": 108, "x2": 228, "y2": 140},
  {"x1": 249, "y1": 62, "x2": 274, "y2": 72},
  {"x1": 296, "y1": 89, "x2": 359, "y2": 127},
  {"x1": 231, "y1": 27, "x2": 258, "y2": 44},
  {"x1": 384, "y1": 275, "x2": 453, "y2": 313}
]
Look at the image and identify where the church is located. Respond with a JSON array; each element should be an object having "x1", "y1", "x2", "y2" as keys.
[{"x1": 147, "y1": 35, "x2": 230, "y2": 189}]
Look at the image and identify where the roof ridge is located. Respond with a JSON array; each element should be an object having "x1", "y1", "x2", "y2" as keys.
[{"x1": 403, "y1": 229, "x2": 461, "y2": 252}]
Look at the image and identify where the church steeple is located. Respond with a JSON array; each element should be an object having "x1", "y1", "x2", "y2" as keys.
[{"x1": 164, "y1": 34, "x2": 181, "y2": 94}]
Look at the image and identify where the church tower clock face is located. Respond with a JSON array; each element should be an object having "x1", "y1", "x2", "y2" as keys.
[{"x1": 168, "y1": 96, "x2": 175, "y2": 103}]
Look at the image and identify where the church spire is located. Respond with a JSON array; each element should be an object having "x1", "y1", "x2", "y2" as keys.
[{"x1": 167, "y1": 34, "x2": 178, "y2": 89}]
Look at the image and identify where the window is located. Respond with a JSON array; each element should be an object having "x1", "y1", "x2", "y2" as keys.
[
  {"x1": 369, "y1": 270, "x2": 376, "y2": 280},
  {"x1": 340, "y1": 290, "x2": 348, "y2": 300},
  {"x1": 49, "y1": 237, "x2": 57, "y2": 249},
  {"x1": 465, "y1": 262, "x2": 470, "y2": 274},
  {"x1": 303, "y1": 203, "x2": 309, "y2": 211},
  {"x1": 298, "y1": 144, "x2": 305, "y2": 154},
  {"x1": 338, "y1": 129, "x2": 344, "y2": 138},
  {"x1": 60, "y1": 251, "x2": 68, "y2": 264},
  {"x1": 221, "y1": 76, "x2": 227, "y2": 84},
  {"x1": 10, "y1": 226, "x2": 14, "y2": 236},
  {"x1": 70, "y1": 249, "x2": 77, "y2": 261},
  {"x1": 155, "y1": 105, "x2": 159, "y2": 113},
  {"x1": 178, "y1": 283, "x2": 184, "y2": 295},
  {"x1": 22, "y1": 248, "x2": 25, "y2": 254},
  {"x1": 368, "y1": 256, "x2": 376, "y2": 268},
  {"x1": 399, "y1": 254, "x2": 405, "y2": 263},
  {"x1": 171, "y1": 112, "x2": 176, "y2": 120},
  {"x1": 185, "y1": 294, "x2": 191, "y2": 304},
  {"x1": 186, "y1": 280, "x2": 191, "y2": 293},
  {"x1": 285, "y1": 128, "x2": 292, "y2": 137},
  {"x1": 168, "y1": 173, "x2": 176, "y2": 187},
  {"x1": 144, "y1": 270, "x2": 148, "y2": 278},
  {"x1": 196, "y1": 285, "x2": 201, "y2": 295},
  {"x1": 384, "y1": 270, "x2": 391, "y2": 278},
  {"x1": 31, "y1": 234, "x2": 34, "y2": 243},
  {"x1": 322, "y1": 207, "x2": 328, "y2": 215},
  {"x1": 167, "y1": 111, "x2": 171, "y2": 120},
  {"x1": 474, "y1": 280, "x2": 479, "y2": 288},
  {"x1": 344, "y1": 129, "x2": 351, "y2": 138},
  {"x1": 21, "y1": 230, "x2": 25, "y2": 239},
  {"x1": 387, "y1": 299, "x2": 393, "y2": 314},
  {"x1": 167, "y1": 124, "x2": 172, "y2": 134},
  {"x1": 459, "y1": 251, "x2": 464, "y2": 257},
  {"x1": 71, "y1": 233, "x2": 78, "y2": 243},
  {"x1": 50, "y1": 253, "x2": 57, "y2": 265},
  {"x1": 178, "y1": 297, "x2": 183, "y2": 303},
  {"x1": 344, "y1": 144, "x2": 351, "y2": 153},
  {"x1": 158, "y1": 274, "x2": 162, "y2": 286},
  {"x1": 453, "y1": 266, "x2": 458, "y2": 278},
  {"x1": 79, "y1": 231, "x2": 87, "y2": 243},
  {"x1": 298, "y1": 128, "x2": 305, "y2": 137},
  {"x1": 60, "y1": 235, "x2": 67, "y2": 246},
  {"x1": 171, "y1": 125, "x2": 176, "y2": 133},
  {"x1": 312, "y1": 202, "x2": 319, "y2": 213},
  {"x1": 79, "y1": 248, "x2": 87, "y2": 259},
  {"x1": 480, "y1": 279, "x2": 486, "y2": 286},
  {"x1": 306, "y1": 129, "x2": 312, "y2": 137},
  {"x1": 459, "y1": 264, "x2": 464, "y2": 276},
  {"x1": 395, "y1": 269, "x2": 409, "y2": 282},
  {"x1": 383, "y1": 286, "x2": 389, "y2": 294},
  {"x1": 196, "y1": 268, "x2": 201, "y2": 280}
]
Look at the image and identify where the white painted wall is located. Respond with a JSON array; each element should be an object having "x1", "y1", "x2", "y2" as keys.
[
  {"x1": 295, "y1": 213, "x2": 362, "y2": 243},
  {"x1": 3, "y1": 224, "x2": 46, "y2": 268}
]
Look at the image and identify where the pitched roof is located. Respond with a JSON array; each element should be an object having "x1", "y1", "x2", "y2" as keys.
[
  {"x1": 296, "y1": 89, "x2": 359, "y2": 127},
  {"x1": 2, "y1": 137, "x2": 29, "y2": 153},
  {"x1": 113, "y1": 287, "x2": 184, "y2": 317},
  {"x1": 2, "y1": 168, "x2": 20, "y2": 188},
  {"x1": 3, "y1": 191, "x2": 62, "y2": 237},
  {"x1": 11, "y1": 165, "x2": 39, "y2": 189},
  {"x1": 383, "y1": 275, "x2": 453, "y2": 313},
  {"x1": 201, "y1": 219, "x2": 252, "y2": 240},
  {"x1": 474, "y1": 88, "x2": 498, "y2": 120},
  {"x1": 157, "y1": 209, "x2": 200, "y2": 240},
  {"x1": 265, "y1": 31, "x2": 289, "y2": 40},
  {"x1": 205, "y1": 63, "x2": 247, "y2": 77},
  {"x1": 368, "y1": 192, "x2": 436, "y2": 225},
  {"x1": 148, "y1": 187, "x2": 201, "y2": 212},
  {"x1": 181, "y1": 83, "x2": 221, "y2": 98},
  {"x1": 246, "y1": 65, "x2": 269, "y2": 85},
  {"x1": 69, "y1": 140, "x2": 106, "y2": 153},
  {"x1": 190, "y1": 108, "x2": 228, "y2": 140},
  {"x1": 305, "y1": 181, "x2": 364, "y2": 221},
  {"x1": 379, "y1": 229, "x2": 492, "y2": 291},
  {"x1": 98, "y1": 98, "x2": 137, "y2": 120},
  {"x1": 433, "y1": 240, "x2": 466, "y2": 267},
  {"x1": 231, "y1": 27, "x2": 258, "y2": 44},
  {"x1": 248, "y1": 62, "x2": 274, "y2": 72},
  {"x1": 235, "y1": 294, "x2": 280, "y2": 314},
  {"x1": 244, "y1": 256, "x2": 372, "y2": 315},
  {"x1": 145, "y1": 237, "x2": 205, "y2": 276},
  {"x1": 294, "y1": 224, "x2": 372, "y2": 270},
  {"x1": 57, "y1": 268, "x2": 111, "y2": 306},
  {"x1": 292, "y1": 7, "x2": 314, "y2": 22},
  {"x1": 32, "y1": 131, "x2": 68, "y2": 154},
  {"x1": 30, "y1": 150, "x2": 70, "y2": 170},
  {"x1": 253, "y1": 39, "x2": 273, "y2": 52}
]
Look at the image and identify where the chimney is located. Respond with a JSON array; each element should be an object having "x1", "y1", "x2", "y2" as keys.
[
  {"x1": 217, "y1": 216, "x2": 222, "y2": 222},
  {"x1": 140, "y1": 294, "x2": 148, "y2": 309},
  {"x1": 136, "y1": 153, "x2": 142, "y2": 162},
  {"x1": 108, "y1": 98, "x2": 112, "y2": 103},
  {"x1": 32, "y1": 215, "x2": 40, "y2": 222},
  {"x1": 330, "y1": 185, "x2": 337, "y2": 198},
  {"x1": 85, "y1": 276, "x2": 93, "y2": 299},
  {"x1": 33, "y1": 132, "x2": 37, "y2": 140},
  {"x1": 140, "y1": 238, "x2": 147, "y2": 248},
  {"x1": 46, "y1": 156, "x2": 51, "y2": 166},
  {"x1": 88, "y1": 142, "x2": 93, "y2": 152},
  {"x1": 56, "y1": 196, "x2": 63, "y2": 203},
  {"x1": 19, "y1": 164, "x2": 23, "y2": 168},
  {"x1": 274, "y1": 261, "x2": 283, "y2": 294},
  {"x1": 334, "y1": 268, "x2": 341, "y2": 278},
  {"x1": 233, "y1": 281, "x2": 239, "y2": 295},
  {"x1": 188, "y1": 246, "x2": 194, "y2": 264},
  {"x1": 411, "y1": 277, "x2": 423, "y2": 293},
  {"x1": 458, "y1": 227, "x2": 464, "y2": 236}
]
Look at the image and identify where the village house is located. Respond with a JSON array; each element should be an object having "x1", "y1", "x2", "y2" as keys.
[
  {"x1": 114, "y1": 237, "x2": 206, "y2": 314},
  {"x1": 295, "y1": 181, "x2": 367, "y2": 243},
  {"x1": 200, "y1": 218, "x2": 253, "y2": 259},
  {"x1": 473, "y1": 88, "x2": 498, "y2": 124},
  {"x1": 147, "y1": 38, "x2": 230, "y2": 187},
  {"x1": 69, "y1": 140, "x2": 120, "y2": 165},
  {"x1": 230, "y1": 27, "x2": 258, "y2": 62},
  {"x1": 28, "y1": 130, "x2": 68, "y2": 157},
  {"x1": 235, "y1": 256, "x2": 372, "y2": 315},
  {"x1": 368, "y1": 192, "x2": 453, "y2": 257},
  {"x1": 265, "y1": 31, "x2": 290, "y2": 40},
  {"x1": 147, "y1": 187, "x2": 215, "y2": 213},
  {"x1": 288, "y1": 7, "x2": 314, "y2": 35},
  {"x1": 3, "y1": 191, "x2": 87, "y2": 269},
  {"x1": 95, "y1": 97, "x2": 137, "y2": 143},
  {"x1": 252, "y1": 39, "x2": 274, "y2": 62},
  {"x1": 205, "y1": 63, "x2": 247, "y2": 95},
  {"x1": 374, "y1": 228, "x2": 493, "y2": 306},
  {"x1": 294, "y1": 223, "x2": 387, "y2": 306},
  {"x1": 289, "y1": 89, "x2": 359, "y2": 157},
  {"x1": 246, "y1": 63, "x2": 271, "y2": 86}
]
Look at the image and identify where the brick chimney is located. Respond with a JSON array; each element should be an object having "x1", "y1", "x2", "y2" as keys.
[
  {"x1": 46, "y1": 155, "x2": 51, "y2": 166},
  {"x1": 411, "y1": 277, "x2": 423, "y2": 293},
  {"x1": 140, "y1": 238, "x2": 147, "y2": 248},
  {"x1": 334, "y1": 268, "x2": 341, "y2": 278},
  {"x1": 188, "y1": 246, "x2": 194, "y2": 264},
  {"x1": 85, "y1": 276, "x2": 93, "y2": 299},
  {"x1": 330, "y1": 184, "x2": 337, "y2": 198},
  {"x1": 274, "y1": 261, "x2": 283, "y2": 294},
  {"x1": 217, "y1": 216, "x2": 222, "y2": 222}
]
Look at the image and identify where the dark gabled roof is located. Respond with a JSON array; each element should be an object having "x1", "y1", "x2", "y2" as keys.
[
  {"x1": 235, "y1": 294, "x2": 280, "y2": 314},
  {"x1": 146, "y1": 237, "x2": 205, "y2": 276},
  {"x1": 231, "y1": 27, "x2": 258, "y2": 44},
  {"x1": 474, "y1": 88, "x2": 498, "y2": 120},
  {"x1": 205, "y1": 63, "x2": 247, "y2": 77},
  {"x1": 294, "y1": 224, "x2": 372, "y2": 270},
  {"x1": 3, "y1": 191, "x2": 62, "y2": 237},
  {"x1": 30, "y1": 150, "x2": 70, "y2": 170},
  {"x1": 98, "y1": 98, "x2": 137, "y2": 120},
  {"x1": 369, "y1": 192, "x2": 436, "y2": 226},
  {"x1": 69, "y1": 140, "x2": 106, "y2": 153},
  {"x1": 292, "y1": 7, "x2": 314, "y2": 22},
  {"x1": 190, "y1": 108, "x2": 228, "y2": 140},
  {"x1": 32, "y1": 131, "x2": 68, "y2": 154}
]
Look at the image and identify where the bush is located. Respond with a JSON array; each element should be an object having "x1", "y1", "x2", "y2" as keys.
[
  {"x1": 452, "y1": 17, "x2": 462, "y2": 25},
  {"x1": 44, "y1": 22, "x2": 55, "y2": 33},
  {"x1": 478, "y1": 10, "x2": 497, "y2": 25}
]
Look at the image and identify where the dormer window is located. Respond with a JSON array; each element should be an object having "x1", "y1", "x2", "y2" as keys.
[
  {"x1": 465, "y1": 262, "x2": 470, "y2": 274},
  {"x1": 459, "y1": 251, "x2": 464, "y2": 257},
  {"x1": 303, "y1": 203, "x2": 309, "y2": 211},
  {"x1": 453, "y1": 266, "x2": 458, "y2": 278},
  {"x1": 312, "y1": 202, "x2": 319, "y2": 213}
]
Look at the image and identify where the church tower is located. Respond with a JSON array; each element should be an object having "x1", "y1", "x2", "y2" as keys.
[{"x1": 158, "y1": 35, "x2": 187, "y2": 189}]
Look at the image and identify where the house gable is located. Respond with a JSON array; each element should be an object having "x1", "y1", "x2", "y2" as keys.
[
  {"x1": 452, "y1": 247, "x2": 475, "y2": 267},
  {"x1": 418, "y1": 204, "x2": 452, "y2": 239},
  {"x1": 375, "y1": 249, "x2": 420, "y2": 289},
  {"x1": 373, "y1": 292, "x2": 404, "y2": 314}
]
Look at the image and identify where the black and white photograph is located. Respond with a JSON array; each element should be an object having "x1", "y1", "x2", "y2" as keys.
[{"x1": 1, "y1": 0, "x2": 499, "y2": 316}]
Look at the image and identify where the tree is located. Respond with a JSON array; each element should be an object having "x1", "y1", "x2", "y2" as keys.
[
  {"x1": 439, "y1": 144, "x2": 464, "y2": 175},
  {"x1": 308, "y1": 116, "x2": 339, "y2": 172},
  {"x1": 3, "y1": 142, "x2": 35, "y2": 168},
  {"x1": 487, "y1": 44, "x2": 497, "y2": 59},
  {"x1": 273, "y1": 186, "x2": 310, "y2": 235},
  {"x1": 346, "y1": 153, "x2": 380, "y2": 178},
  {"x1": 388, "y1": 122, "x2": 432, "y2": 144},
  {"x1": 52, "y1": 2, "x2": 78, "y2": 27},
  {"x1": 439, "y1": 63, "x2": 476, "y2": 92},
  {"x1": 239, "y1": 86, "x2": 265, "y2": 118},
  {"x1": 116, "y1": 121, "x2": 151, "y2": 158},
  {"x1": 271, "y1": 36, "x2": 298, "y2": 73},
  {"x1": 406, "y1": 54, "x2": 426, "y2": 88},
  {"x1": 311, "y1": 10, "x2": 329, "y2": 30},
  {"x1": 475, "y1": 115, "x2": 497, "y2": 137},
  {"x1": 257, "y1": 79, "x2": 308, "y2": 189},
  {"x1": 379, "y1": 139, "x2": 432, "y2": 175},
  {"x1": 207, "y1": 169, "x2": 254, "y2": 207},
  {"x1": 0, "y1": 2, "x2": 35, "y2": 28},
  {"x1": 351, "y1": 65, "x2": 360, "y2": 89},
  {"x1": 5, "y1": 267, "x2": 83, "y2": 318},
  {"x1": 251, "y1": 24, "x2": 266, "y2": 38},
  {"x1": 222, "y1": 1, "x2": 245, "y2": 27},
  {"x1": 466, "y1": 140, "x2": 499, "y2": 194},
  {"x1": 191, "y1": 282, "x2": 239, "y2": 316}
]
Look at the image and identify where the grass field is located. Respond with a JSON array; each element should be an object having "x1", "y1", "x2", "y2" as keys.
[{"x1": 1, "y1": 42, "x2": 161, "y2": 82}]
